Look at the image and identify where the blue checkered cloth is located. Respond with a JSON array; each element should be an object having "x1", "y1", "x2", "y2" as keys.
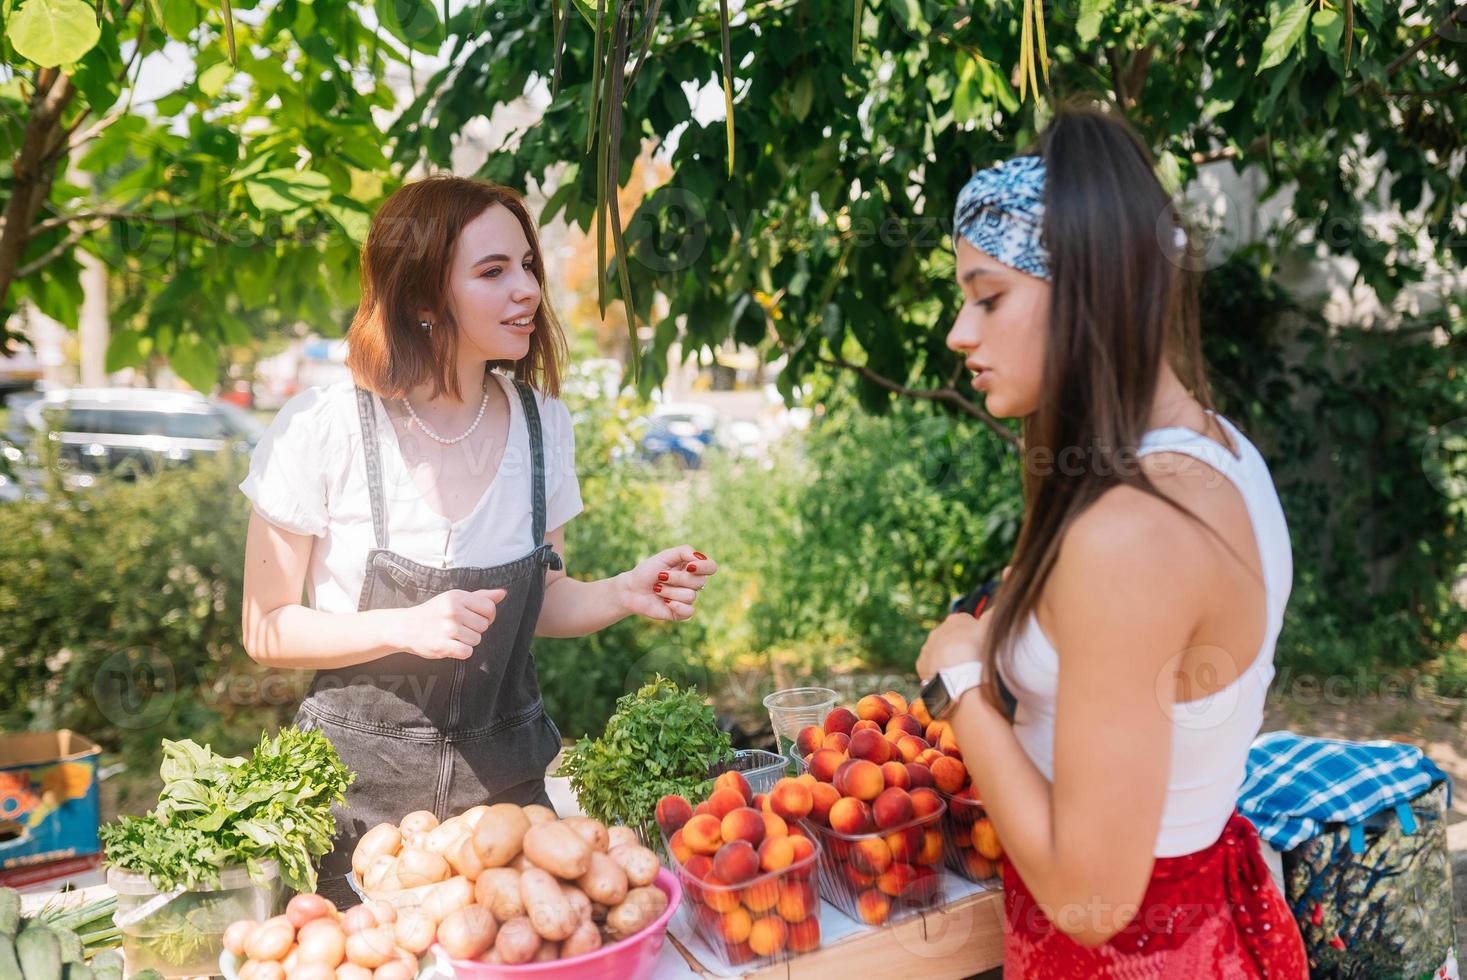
[{"x1": 1236, "y1": 730, "x2": 1453, "y2": 852}]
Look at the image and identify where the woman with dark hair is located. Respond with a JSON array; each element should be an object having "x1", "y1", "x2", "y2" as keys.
[
  {"x1": 239, "y1": 176, "x2": 717, "y2": 906},
  {"x1": 916, "y1": 103, "x2": 1308, "y2": 975}
]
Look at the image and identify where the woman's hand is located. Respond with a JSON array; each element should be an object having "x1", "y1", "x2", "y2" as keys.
[
  {"x1": 618, "y1": 546, "x2": 718, "y2": 622},
  {"x1": 916, "y1": 612, "x2": 988, "y2": 682},
  {"x1": 393, "y1": 588, "x2": 508, "y2": 660}
]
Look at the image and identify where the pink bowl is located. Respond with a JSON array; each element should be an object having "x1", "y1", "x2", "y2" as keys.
[{"x1": 436, "y1": 867, "x2": 682, "y2": 980}]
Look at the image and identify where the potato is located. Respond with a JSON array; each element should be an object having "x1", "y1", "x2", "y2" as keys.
[
  {"x1": 239, "y1": 961, "x2": 285, "y2": 980},
  {"x1": 493, "y1": 916, "x2": 542, "y2": 965},
  {"x1": 222, "y1": 919, "x2": 256, "y2": 958},
  {"x1": 460, "y1": 805, "x2": 491, "y2": 829},
  {"x1": 336, "y1": 964, "x2": 374, "y2": 980},
  {"x1": 290, "y1": 964, "x2": 336, "y2": 980},
  {"x1": 344, "y1": 926, "x2": 396, "y2": 970},
  {"x1": 424, "y1": 819, "x2": 470, "y2": 857},
  {"x1": 362, "y1": 855, "x2": 399, "y2": 893},
  {"x1": 399, "y1": 810, "x2": 440, "y2": 836},
  {"x1": 372, "y1": 962, "x2": 415, "y2": 980},
  {"x1": 244, "y1": 916, "x2": 295, "y2": 962},
  {"x1": 521, "y1": 823, "x2": 593, "y2": 880},
  {"x1": 420, "y1": 875, "x2": 474, "y2": 921},
  {"x1": 476, "y1": 948, "x2": 504, "y2": 965},
  {"x1": 519, "y1": 868, "x2": 579, "y2": 941},
  {"x1": 472, "y1": 804, "x2": 531, "y2": 868},
  {"x1": 559, "y1": 883, "x2": 592, "y2": 923},
  {"x1": 561, "y1": 817, "x2": 610, "y2": 853},
  {"x1": 436, "y1": 905, "x2": 498, "y2": 960},
  {"x1": 392, "y1": 910, "x2": 436, "y2": 957},
  {"x1": 364, "y1": 901, "x2": 396, "y2": 926},
  {"x1": 606, "y1": 886, "x2": 668, "y2": 939},
  {"x1": 474, "y1": 868, "x2": 524, "y2": 922},
  {"x1": 353, "y1": 824, "x2": 404, "y2": 877},
  {"x1": 522, "y1": 804, "x2": 557, "y2": 825},
  {"x1": 608, "y1": 843, "x2": 661, "y2": 887},
  {"x1": 396, "y1": 847, "x2": 450, "y2": 889},
  {"x1": 444, "y1": 834, "x2": 485, "y2": 880},
  {"x1": 561, "y1": 917, "x2": 602, "y2": 959},
  {"x1": 508, "y1": 852, "x2": 534, "y2": 872},
  {"x1": 575, "y1": 851, "x2": 629, "y2": 907},
  {"x1": 342, "y1": 906, "x2": 378, "y2": 935},
  {"x1": 295, "y1": 920, "x2": 347, "y2": 968},
  {"x1": 286, "y1": 893, "x2": 336, "y2": 929},
  {"x1": 283, "y1": 951, "x2": 300, "y2": 976},
  {"x1": 606, "y1": 826, "x2": 640, "y2": 851},
  {"x1": 532, "y1": 941, "x2": 561, "y2": 962}
]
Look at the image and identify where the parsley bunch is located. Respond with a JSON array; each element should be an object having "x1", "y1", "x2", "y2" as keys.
[
  {"x1": 557, "y1": 677, "x2": 733, "y2": 843},
  {"x1": 100, "y1": 728, "x2": 352, "y2": 893}
]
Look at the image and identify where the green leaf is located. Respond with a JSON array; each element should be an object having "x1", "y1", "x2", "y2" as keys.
[
  {"x1": 105, "y1": 328, "x2": 150, "y2": 372},
  {"x1": 1259, "y1": 0, "x2": 1311, "y2": 72},
  {"x1": 1076, "y1": 0, "x2": 1110, "y2": 43},
  {"x1": 1310, "y1": 7, "x2": 1342, "y2": 58},
  {"x1": 169, "y1": 333, "x2": 217, "y2": 392},
  {"x1": 791, "y1": 74, "x2": 814, "y2": 123},
  {"x1": 1356, "y1": 0, "x2": 1382, "y2": 27},
  {"x1": 8, "y1": 0, "x2": 101, "y2": 66},
  {"x1": 197, "y1": 61, "x2": 232, "y2": 98},
  {"x1": 244, "y1": 169, "x2": 332, "y2": 213},
  {"x1": 159, "y1": 0, "x2": 202, "y2": 41}
]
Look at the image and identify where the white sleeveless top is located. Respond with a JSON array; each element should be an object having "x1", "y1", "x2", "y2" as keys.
[{"x1": 997, "y1": 412, "x2": 1292, "y2": 857}]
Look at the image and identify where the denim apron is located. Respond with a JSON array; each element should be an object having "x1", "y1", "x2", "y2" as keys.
[{"x1": 296, "y1": 379, "x2": 564, "y2": 908}]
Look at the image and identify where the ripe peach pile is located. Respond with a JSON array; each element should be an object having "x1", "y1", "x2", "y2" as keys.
[
  {"x1": 793, "y1": 691, "x2": 959, "y2": 925},
  {"x1": 655, "y1": 771, "x2": 821, "y2": 965},
  {"x1": 943, "y1": 787, "x2": 1006, "y2": 882}
]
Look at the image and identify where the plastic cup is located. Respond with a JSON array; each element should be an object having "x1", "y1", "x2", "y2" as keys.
[{"x1": 762, "y1": 687, "x2": 838, "y2": 761}]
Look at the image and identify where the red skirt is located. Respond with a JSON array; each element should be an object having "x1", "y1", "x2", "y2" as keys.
[{"x1": 1001, "y1": 810, "x2": 1309, "y2": 978}]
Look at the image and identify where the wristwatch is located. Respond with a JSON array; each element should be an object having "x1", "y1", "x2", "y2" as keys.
[{"x1": 919, "y1": 661, "x2": 985, "y2": 719}]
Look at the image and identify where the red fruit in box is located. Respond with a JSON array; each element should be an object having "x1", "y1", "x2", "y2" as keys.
[
  {"x1": 856, "y1": 888, "x2": 891, "y2": 925},
  {"x1": 838, "y1": 759, "x2": 884, "y2": 802},
  {"x1": 718, "y1": 906, "x2": 752, "y2": 944},
  {"x1": 823, "y1": 731, "x2": 851, "y2": 752},
  {"x1": 880, "y1": 761, "x2": 911, "y2": 790},
  {"x1": 762, "y1": 811, "x2": 788, "y2": 840},
  {"x1": 758, "y1": 835, "x2": 795, "y2": 873},
  {"x1": 885, "y1": 825, "x2": 923, "y2": 863},
  {"x1": 712, "y1": 840, "x2": 759, "y2": 884},
  {"x1": 670, "y1": 828, "x2": 694, "y2": 864},
  {"x1": 910, "y1": 697, "x2": 933, "y2": 727},
  {"x1": 905, "y1": 762, "x2": 935, "y2": 789},
  {"x1": 707, "y1": 787, "x2": 748, "y2": 819},
  {"x1": 788, "y1": 915, "x2": 821, "y2": 953},
  {"x1": 823, "y1": 707, "x2": 858, "y2": 736},
  {"x1": 769, "y1": 778, "x2": 814, "y2": 822},
  {"x1": 683, "y1": 813, "x2": 723, "y2": 855},
  {"x1": 856, "y1": 694, "x2": 893, "y2": 726},
  {"x1": 656, "y1": 794, "x2": 694, "y2": 836},
  {"x1": 776, "y1": 879, "x2": 816, "y2": 922},
  {"x1": 809, "y1": 748, "x2": 846, "y2": 784},
  {"x1": 751, "y1": 792, "x2": 767, "y2": 811},
  {"x1": 872, "y1": 787, "x2": 915, "y2": 829},
  {"x1": 851, "y1": 719, "x2": 882, "y2": 735},
  {"x1": 885, "y1": 713, "x2": 923, "y2": 739},
  {"x1": 725, "y1": 941, "x2": 755, "y2": 965},
  {"x1": 882, "y1": 691, "x2": 909, "y2": 715},
  {"x1": 925, "y1": 719, "x2": 950, "y2": 744},
  {"x1": 703, "y1": 874, "x2": 741, "y2": 913},
  {"x1": 962, "y1": 849, "x2": 997, "y2": 880},
  {"x1": 693, "y1": 800, "x2": 713, "y2": 816},
  {"x1": 721, "y1": 806, "x2": 766, "y2": 847},
  {"x1": 851, "y1": 837, "x2": 893, "y2": 876},
  {"x1": 809, "y1": 781, "x2": 840, "y2": 825},
  {"x1": 877, "y1": 861, "x2": 916, "y2": 898},
  {"x1": 828, "y1": 796, "x2": 874, "y2": 835},
  {"x1": 896, "y1": 735, "x2": 929, "y2": 764},
  {"x1": 844, "y1": 863, "x2": 875, "y2": 890},
  {"x1": 788, "y1": 834, "x2": 816, "y2": 868},
  {"x1": 848, "y1": 728, "x2": 893, "y2": 765},
  {"x1": 748, "y1": 915, "x2": 787, "y2": 957},
  {"x1": 714, "y1": 769, "x2": 753, "y2": 804},
  {"x1": 910, "y1": 787, "x2": 943, "y2": 819},
  {"x1": 743, "y1": 878, "x2": 780, "y2": 914},
  {"x1": 794, "y1": 725, "x2": 825, "y2": 756},
  {"x1": 972, "y1": 817, "x2": 1004, "y2": 860},
  {"x1": 930, "y1": 755, "x2": 968, "y2": 794},
  {"x1": 918, "y1": 828, "x2": 944, "y2": 865}
]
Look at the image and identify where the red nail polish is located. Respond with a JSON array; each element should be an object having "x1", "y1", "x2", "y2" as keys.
[
  {"x1": 686, "y1": 563, "x2": 697, "y2": 574},
  {"x1": 661, "y1": 597, "x2": 670, "y2": 604},
  {"x1": 653, "y1": 584, "x2": 662, "y2": 593},
  {"x1": 657, "y1": 572, "x2": 669, "y2": 582},
  {"x1": 693, "y1": 552, "x2": 707, "y2": 560}
]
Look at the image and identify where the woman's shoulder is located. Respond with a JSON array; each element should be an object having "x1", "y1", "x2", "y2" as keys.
[
  {"x1": 1058, "y1": 483, "x2": 1213, "y2": 594},
  {"x1": 262, "y1": 382, "x2": 360, "y2": 444}
]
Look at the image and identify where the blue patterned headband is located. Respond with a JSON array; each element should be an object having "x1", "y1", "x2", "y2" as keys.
[{"x1": 952, "y1": 155, "x2": 1049, "y2": 281}]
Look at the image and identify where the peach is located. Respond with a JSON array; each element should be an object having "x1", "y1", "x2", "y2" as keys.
[
  {"x1": 873, "y1": 787, "x2": 914, "y2": 830},
  {"x1": 693, "y1": 799, "x2": 713, "y2": 816},
  {"x1": 787, "y1": 915, "x2": 820, "y2": 953},
  {"x1": 718, "y1": 906, "x2": 752, "y2": 944},
  {"x1": 715, "y1": 770, "x2": 753, "y2": 804},
  {"x1": 795, "y1": 773, "x2": 818, "y2": 787},
  {"x1": 931, "y1": 756, "x2": 968, "y2": 795},
  {"x1": 684, "y1": 853, "x2": 714, "y2": 880},
  {"x1": 924, "y1": 719, "x2": 951, "y2": 744},
  {"x1": 769, "y1": 778, "x2": 813, "y2": 822},
  {"x1": 788, "y1": 834, "x2": 816, "y2": 868},
  {"x1": 748, "y1": 915, "x2": 787, "y2": 957},
  {"x1": 828, "y1": 796, "x2": 873, "y2": 835},
  {"x1": 905, "y1": 762, "x2": 935, "y2": 789},
  {"x1": 795, "y1": 725, "x2": 825, "y2": 756},
  {"x1": 703, "y1": 874, "x2": 741, "y2": 913},
  {"x1": 683, "y1": 813, "x2": 723, "y2": 856},
  {"x1": 848, "y1": 728, "x2": 893, "y2": 766},
  {"x1": 953, "y1": 823, "x2": 972, "y2": 848},
  {"x1": 885, "y1": 826, "x2": 923, "y2": 864},
  {"x1": 851, "y1": 719, "x2": 882, "y2": 735},
  {"x1": 877, "y1": 861, "x2": 916, "y2": 898},
  {"x1": 896, "y1": 735, "x2": 929, "y2": 764},
  {"x1": 881, "y1": 690, "x2": 909, "y2": 715},
  {"x1": 724, "y1": 941, "x2": 754, "y2": 965},
  {"x1": 855, "y1": 694, "x2": 893, "y2": 726},
  {"x1": 904, "y1": 863, "x2": 941, "y2": 906},
  {"x1": 656, "y1": 794, "x2": 693, "y2": 836},
  {"x1": 910, "y1": 787, "x2": 943, "y2": 819},
  {"x1": 707, "y1": 787, "x2": 748, "y2": 819},
  {"x1": 669, "y1": 828, "x2": 694, "y2": 864},
  {"x1": 762, "y1": 811, "x2": 788, "y2": 840},
  {"x1": 916, "y1": 747, "x2": 945, "y2": 768},
  {"x1": 856, "y1": 888, "x2": 891, "y2": 925},
  {"x1": 880, "y1": 761, "x2": 911, "y2": 790},
  {"x1": 844, "y1": 863, "x2": 875, "y2": 890},
  {"x1": 776, "y1": 879, "x2": 816, "y2": 923},
  {"x1": 910, "y1": 697, "x2": 932, "y2": 727},
  {"x1": 823, "y1": 706, "x2": 858, "y2": 736},
  {"x1": 808, "y1": 748, "x2": 846, "y2": 784},
  {"x1": 751, "y1": 792, "x2": 767, "y2": 812},
  {"x1": 694, "y1": 903, "x2": 721, "y2": 931},
  {"x1": 962, "y1": 849, "x2": 998, "y2": 880},
  {"x1": 885, "y1": 713, "x2": 923, "y2": 739},
  {"x1": 822, "y1": 731, "x2": 851, "y2": 753},
  {"x1": 851, "y1": 837, "x2": 893, "y2": 876},
  {"x1": 742, "y1": 878, "x2": 780, "y2": 914},
  {"x1": 758, "y1": 835, "x2": 795, "y2": 873},
  {"x1": 713, "y1": 840, "x2": 760, "y2": 884},
  {"x1": 972, "y1": 818, "x2": 1003, "y2": 860},
  {"x1": 760, "y1": 793, "x2": 775, "y2": 815},
  {"x1": 917, "y1": 829, "x2": 944, "y2": 866},
  {"x1": 721, "y1": 807, "x2": 766, "y2": 848},
  {"x1": 837, "y1": 759, "x2": 884, "y2": 802},
  {"x1": 808, "y1": 782, "x2": 840, "y2": 825}
]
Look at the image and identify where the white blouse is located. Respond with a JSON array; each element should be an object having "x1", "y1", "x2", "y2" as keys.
[{"x1": 239, "y1": 371, "x2": 584, "y2": 613}]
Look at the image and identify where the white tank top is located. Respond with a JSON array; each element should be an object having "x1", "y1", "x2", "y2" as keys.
[{"x1": 997, "y1": 411, "x2": 1292, "y2": 857}]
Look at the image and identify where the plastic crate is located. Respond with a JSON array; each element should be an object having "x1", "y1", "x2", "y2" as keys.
[
  {"x1": 662, "y1": 825, "x2": 825, "y2": 967},
  {"x1": 709, "y1": 749, "x2": 788, "y2": 796},
  {"x1": 801, "y1": 798, "x2": 947, "y2": 927},
  {"x1": 939, "y1": 790, "x2": 1004, "y2": 884}
]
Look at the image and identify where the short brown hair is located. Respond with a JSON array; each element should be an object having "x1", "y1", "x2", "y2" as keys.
[{"x1": 346, "y1": 176, "x2": 567, "y2": 401}]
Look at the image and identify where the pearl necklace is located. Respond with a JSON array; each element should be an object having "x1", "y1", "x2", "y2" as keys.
[{"x1": 402, "y1": 378, "x2": 491, "y2": 445}]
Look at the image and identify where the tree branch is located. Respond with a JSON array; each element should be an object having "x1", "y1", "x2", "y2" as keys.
[
  {"x1": 16, "y1": 223, "x2": 95, "y2": 279},
  {"x1": 1383, "y1": 5, "x2": 1467, "y2": 77}
]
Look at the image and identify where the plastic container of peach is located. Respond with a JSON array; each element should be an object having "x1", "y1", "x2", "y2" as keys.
[
  {"x1": 661, "y1": 827, "x2": 825, "y2": 968},
  {"x1": 939, "y1": 789, "x2": 1004, "y2": 884},
  {"x1": 800, "y1": 795, "x2": 948, "y2": 927}
]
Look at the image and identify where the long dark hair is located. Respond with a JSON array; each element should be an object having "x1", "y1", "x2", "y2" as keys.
[{"x1": 975, "y1": 101, "x2": 1235, "y2": 717}]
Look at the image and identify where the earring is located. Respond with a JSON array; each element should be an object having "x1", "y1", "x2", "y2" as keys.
[{"x1": 419, "y1": 320, "x2": 433, "y2": 333}]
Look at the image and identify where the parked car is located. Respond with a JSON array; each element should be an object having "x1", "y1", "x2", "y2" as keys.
[{"x1": 5, "y1": 387, "x2": 263, "y2": 482}]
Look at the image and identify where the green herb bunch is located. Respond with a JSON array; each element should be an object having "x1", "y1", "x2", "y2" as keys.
[
  {"x1": 557, "y1": 676, "x2": 732, "y2": 843},
  {"x1": 99, "y1": 728, "x2": 352, "y2": 894}
]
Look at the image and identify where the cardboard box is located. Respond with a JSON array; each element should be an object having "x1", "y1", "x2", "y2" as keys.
[{"x1": 0, "y1": 730, "x2": 102, "y2": 885}]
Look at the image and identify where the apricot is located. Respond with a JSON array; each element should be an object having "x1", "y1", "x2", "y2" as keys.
[
  {"x1": 703, "y1": 874, "x2": 741, "y2": 913},
  {"x1": 903, "y1": 863, "x2": 941, "y2": 906},
  {"x1": 693, "y1": 799, "x2": 713, "y2": 816},
  {"x1": 856, "y1": 888, "x2": 891, "y2": 925},
  {"x1": 910, "y1": 787, "x2": 944, "y2": 820},
  {"x1": 823, "y1": 706, "x2": 858, "y2": 736},
  {"x1": 795, "y1": 773, "x2": 818, "y2": 787},
  {"x1": 748, "y1": 915, "x2": 787, "y2": 957},
  {"x1": 684, "y1": 853, "x2": 714, "y2": 880},
  {"x1": 851, "y1": 719, "x2": 882, "y2": 735},
  {"x1": 656, "y1": 794, "x2": 694, "y2": 836},
  {"x1": 877, "y1": 861, "x2": 915, "y2": 898},
  {"x1": 880, "y1": 761, "x2": 911, "y2": 790},
  {"x1": 724, "y1": 941, "x2": 754, "y2": 965},
  {"x1": 844, "y1": 863, "x2": 875, "y2": 890},
  {"x1": 905, "y1": 762, "x2": 935, "y2": 789},
  {"x1": 743, "y1": 878, "x2": 780, "y2": 914},
  {"x1": 715, "y1": 770, "x2": 753, "y2": 804},
  {"x1": 910, "y1": 697, "x2": 933, "y2": 727},
  {"x1": 930, "y1": 756, "x2": 968, "y2": 794},
  {"x1": 962, "y1": 848, "x2": 998, "y2": 880},
  {"x1": 762, "y1": 811, "x2": 789, "y2": 840},
  {"x1": 787, "y1": 913, "x2": 821, "y2": 953},
  {"x1": 712, "y1": 840, "x2": 760, "y2": 884},
  {"x1": 924, "y1": 719, "x2": 951, "y2": 745},
  {"x1": 683, "y1": 813, "x2": 724, "y2": 856},
  {"x1": 885, "y1": 825, "x2": 923, "y2": 863},
  {"x1": 881, "y1": 691, "x2": 909, "y2": 715},
  {"x1": 808, "y1": 782, "x2": 840, "y2": 825},
  {"x1": 896, "y1": 735, "x2": 929, "y2": 764},
  {"x1": 828, "y1": 796, "x2": 874, "y2": 835},
  {"x1": 707, "y1": 787, "x2": 748, "y2": 819},
  {"x1": 917, "y1": 829, "x2": 944, "y2": 865},
  {"x1": 822, "y1": 731, "x2": 851, "y2": 753},
  {"x1": 787, "y1": 834, "x2": 816, "y2": 869},
  {"x1": 847, "y1": 728, "x2": 893, "y2": 766},
  {"x1": 669, "y1": 828, "x2": 694, "y2": 864},
  {"x1": 721, "y1": 807, "x2": 766, "y2": 848},
  {"x1": 808, "y1": 748, "x2": 846, "y2": 784},
  {"x1": 972, "y1": 817, "x2": 1003, "y2": 860},
  {"x1": 769, "y1": 778, "x2": 814, "y2": 822},
  {"x1": 837, "y1": 759, "x2": 884, "y2": 802},
  {"x1": 916, "y1": 747, "x2": 945, "y2": 768},
  {"x1": 795, "y1": 725, "x2": 825, "y2": 757},
  {"x1": 718, "y1": 906, "x2": 752, "y2": 944},
  {"x1": 873, "y1": 787, "x2": 914, "y2": 830},
  {"x1": 851, "y1": 837, "x2": 893, "y2": 876},
  {"x1": 857, "y1": 694, "x2": 893, "y2": 725},
  {"x1": 751, "y1": 792, "x2": 767, "y2": 812},
  {"x1": 776, "y1": 879, "x2": 816, "y2": 923},
  {"x1": 758, "y1": 835, "x2": 795, "y2": 873},
  {"x1": 885, "y1": 713, "x2": 923, "y2": 739}
]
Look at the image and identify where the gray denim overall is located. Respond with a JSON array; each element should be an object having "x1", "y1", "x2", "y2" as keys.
[{"x1": 296, "y1": 379, "x2": 564, "y2": 908}]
